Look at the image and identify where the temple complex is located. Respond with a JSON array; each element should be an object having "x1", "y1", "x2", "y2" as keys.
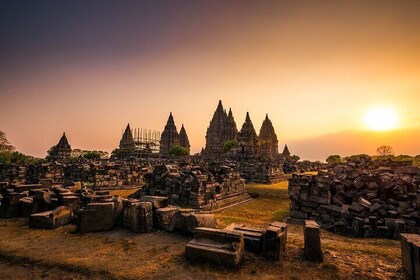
[
  {"x1": 159, "y1": 113, "x2": 180, "y2": 154},
  {"x1": 179, "y1": 124, "x2": 191, "y2": 154},
  {"x1": 204, "y1": 101, "x2": 281, "y2": 159},
  {"x1": 47, "y1": 133, "x2": 72, "y2": 160},
  {"x1": 259, "y1": 114, "x2": 279, "y2": 159},
  {"x1": 159, "y1": 113, "x2": 191, "y2": 155}
]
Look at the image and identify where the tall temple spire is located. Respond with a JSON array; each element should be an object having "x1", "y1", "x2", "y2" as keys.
[
  {"x1": 47, "y1": 132, "x2": 72, "y2": 161},
  {"x1": 119, "y1": 123, "x2": 135, "y2": 150},
  {"x1": 204, "y1": 100, "x2": 229, "y2": 155},
  {"x1": 179, "y1": 124, "x2": 191, "y2": 155},
  {"x1": 222, "y1": 107, "x2": 238, "y2": 143},
  {"x1": 259, "y1": 114, "x2": 279, "y2": 159},
  {"x1": 237, "y1": 112, "x2": 258, "y2": 156},
  {"x1": 282, "y1": 144, "x2": 291, "y2": 158},
  {"x1": 160, "y1": 113, "x2": 180, "y2": 154}
]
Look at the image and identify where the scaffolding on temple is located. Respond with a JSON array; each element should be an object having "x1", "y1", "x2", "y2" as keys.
[{"x1": 118, "y1": 127, "x2": 161, "y2": 158}]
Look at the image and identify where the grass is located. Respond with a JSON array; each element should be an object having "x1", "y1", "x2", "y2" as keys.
[
  {"x1": 215, "y1": 182, "x2": 290, "y2": 228},
  {"x1": 0, "y1": 181, "x2": 404, "y2": 280}
]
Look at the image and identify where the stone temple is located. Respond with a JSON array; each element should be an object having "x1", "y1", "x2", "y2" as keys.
[
  {"x1": 259, "y1": 114, "x2": 279, "y2": 159},
  {"x1": 48, "y1": 133, "x2": 72, "y2": 160},
  {"x1": 237, "y1": 112, "x2": 259, "y2": 157},
  {"x1": 119, "y1": 124, "x2": 135, "y2": 151},
  {"x1": 204, "y1": 100, "x2": 281, "y2": 159},
  {"x1": 179, "y1": 124, "x2": 191, "y2": 154},
  {"x1": 160, "y1": 113, "x2": 190, "y2": 155},
  {"x1": 204, "y1": 100, "x2": 238, "y2": 155}
]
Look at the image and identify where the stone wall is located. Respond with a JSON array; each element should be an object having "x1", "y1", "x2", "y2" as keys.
[
  {"x1": 138, "y1": 164, "x2": 250, "y2": 210},
  {"x1": 288, "y1": 159, "x2": 420, "y2": 238},
  {"x1": 238, "y1": 161, "x2": 284, "y2": 184},
  {"x1": 0, "y1": 161, "x2": 149, "y2": 189}
]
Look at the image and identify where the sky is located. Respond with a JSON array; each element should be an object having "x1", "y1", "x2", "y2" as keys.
[{"x1": 1, "y1": 1, "x2": 419, "y2": 160}]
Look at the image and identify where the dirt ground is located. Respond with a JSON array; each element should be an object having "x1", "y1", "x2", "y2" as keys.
[{"x1": 0, "y1": 182, "x2": 406, "y2": 280}]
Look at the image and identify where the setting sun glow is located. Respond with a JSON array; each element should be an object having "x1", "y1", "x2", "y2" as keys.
[{"x1": 364, "y1": 107, "x2": 398, "y2": 131}]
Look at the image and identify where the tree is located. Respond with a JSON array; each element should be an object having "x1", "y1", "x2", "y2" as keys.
[
  {"x1": 223, "y1": 139, "x2": 238, "y2": 153},
  {"x1": 46, "y1": 145, "x2": 57, "y2": 161},
  {"x1": 326, "y1": 155, "x2": 341, "y2": 164},
  {"x1": 83, "y1": 151, "x2": 102, "y2": 160},
  {"x1": 0, "y1": 131, "x2": 14, "y2": 152},
  {"x1": 290, "y1": 155, "x2": 300, "y2": 162},
  {"x1": 343, "y1": 154, "x2": 370, "y2": 162},
  {"x1": 376, "y1": 145, "x2": 394, "y2": 156},
  {"x1": 169, "y1": 145, "x2": 188, "y2": 156}
]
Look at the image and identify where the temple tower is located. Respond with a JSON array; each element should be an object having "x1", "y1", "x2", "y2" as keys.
[
  {"x1": 222, "y1": 108, "x2": 238, "y2": 144},
  {"x1": 204, "y1": 100, "x2": 228, "y2": 155},
  {"x1": 160, "y1": 113, "x2": 180, "y2": 154},
  {"x1": 282, "y1": 144, "x2": 291, "y2": 158},
  {"x1": 259, "y1": 114, "x2": 279, "y2": 159},
  {"x1": 47, "y1": 132, "x2": 72, "y2": 160},
  {"x1": 179, "y1": 124, "x2": 191, "y2": 155},
  {"x1": 237, "y1": 112, "x2": 259, "y2": 156},
  {"x1": 119, "y1": 123, "x2": 135, "y2": 150}
]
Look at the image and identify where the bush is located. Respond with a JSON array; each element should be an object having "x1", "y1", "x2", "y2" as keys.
[
  {"x1": 223, "y1": 139, "x2": 238, "y2": 153},
  {"x1": 169, "y1": 145, "x2": 188, "y2": 156},
  {"x1": 326, "y1": 155, "x2": 341, "y2": 164}
]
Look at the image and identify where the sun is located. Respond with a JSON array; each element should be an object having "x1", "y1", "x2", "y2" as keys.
[{"x1": 364, "y1": 107, "x2": 398, "y2": 131}]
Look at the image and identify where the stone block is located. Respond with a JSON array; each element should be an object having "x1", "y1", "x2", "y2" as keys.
[
  {"x1": 139, "y1": 196, "x2": 169, "y2": 209},
  {"x1": 0, "y1": 192, "x2": 21, "y2": 218},
  {"x1": 304, "y1": 220, "x2": 323, "y2": 262},
  {"x1": 129, "y1": 201, "x2": 153, "y2": 233},
  {"x1": 77, "y1": 202, "x2": 115, "y2": 233},
  {"x1": 61, "y1": 196, "x2": 80, "y2": 212},
  {"x1": 19, "y1": 196, "x2": 33, "y2": 217},
  {"x1": 352, "y1": 217, "x2": 365, "y2": 237},
  {"x1": 263, "y1": 221, "x2": 287, "y2": 261},
  {"x1": 224, "y1": 223, "x2": 266, "y2": 253},
  {"x1": 187, "y1": 213, "x2": 217, "y2": 233},
  {"x1": 155, "y1": 206, "x2": 180, "y2": 231},
  {"x1": 185, "y1": 227, "x2": 244, "y2": 267},
  {"x1": 400, "y1": 233, "x2": 420, "y2": 280},
  {"x1": 29, "y1": 206, "x2": 72, "y2": 229}
]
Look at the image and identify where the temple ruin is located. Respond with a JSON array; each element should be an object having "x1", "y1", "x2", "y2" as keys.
[
  {"x1": 203, "y1": 100, "x2": 283, "y2": 160},
  {"x1": 47, "y1": 133, "x2": 72, "y2": 161}
]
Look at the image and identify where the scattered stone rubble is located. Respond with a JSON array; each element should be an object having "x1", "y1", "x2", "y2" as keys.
[
  {"x1": 138, "y1": 164, "x2": 251, "y2": 210},
  {"x1": 0, "y1": 161, "x2": 149, "y2": 189},
  {"x1": 288, "y1": 158, "x2": 420, "y2": 238},
  {"x1": 0, "y1": 178, "x2": 330, "y2": 268}
]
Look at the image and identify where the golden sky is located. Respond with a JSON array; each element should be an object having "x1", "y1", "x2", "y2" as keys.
[{"x1": 0, "y1": 1, "x2": 419, "y2": 160}]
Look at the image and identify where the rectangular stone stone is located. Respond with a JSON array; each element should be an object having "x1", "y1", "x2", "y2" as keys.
[
  {"x1": 224, "y1": 223, "x2": 266, "y2": 253},
  {"x1": 263, "y1": 221, "x2": 287, "y2": 261},
  {"x1": 155, "y1": 206, "x2": 180, "y2": 231},
  {"x1": 290, "y1": 210, "x2": 308, "y2": 219},
  {"x1": 77, "y1": 202, "x2": 114, "y2": 233},
  {"x1": 139, "y1": 196, "x2": 169, "y2": 209},
  {"x1": 309, "y1": 195, "x2": 330, "y2": 205},
  {"x1": 130, "y1": 201, "x2": 153, "y2": 233},
  {"x1": 29, "y1": 206, "x2": 72, "y2": 229},
  {"x1": 304, "y1": 220, "x2": 323, "y2": 262},
  {"x1": 400, "y1": 233, "x2": 420, "y2": 280},
  {"x1": 185, "y1": 227, "x2": 244, "y2": 267}
]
